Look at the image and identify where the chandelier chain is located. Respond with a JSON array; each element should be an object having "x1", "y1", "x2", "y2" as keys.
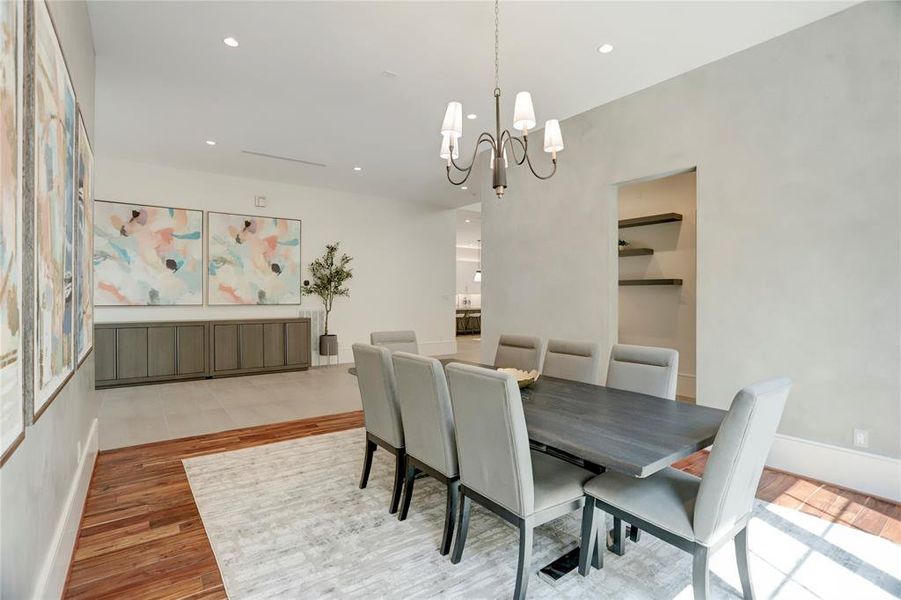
[{"x1": 494, "y1": 0, "x2": 499, "y2": 91}]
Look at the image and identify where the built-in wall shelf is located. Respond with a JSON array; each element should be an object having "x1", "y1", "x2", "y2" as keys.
[
  {"x1": 619, "y1": 248, "x2": 654, "y2": 257},
  {"x1": 619, "y1": 213, "x2": 683, "y2": 229},
  {"x1": 619, "y1": 278, "x2": 683, "y2": 286}
]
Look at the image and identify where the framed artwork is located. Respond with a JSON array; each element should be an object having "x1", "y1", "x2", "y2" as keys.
[
  {"x1": 1, "y1": 0, "x2": 23, "y2": 461},
  {"x1": 34, "y1": 0, "x2": 76, "y2": 415},
  {"x1": 93, "y1": 201, "x2": 203, "y2": 306},
  {"x1": 74, "y1": 111, "x2": 93, "y2": 363},
  {"x1": 208, "y1": 212, "x2": 301, "y2": 305}
]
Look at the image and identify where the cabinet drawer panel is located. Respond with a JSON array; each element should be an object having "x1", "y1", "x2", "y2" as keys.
[
  {"x1": 117, "y1": 328, "x2": 148, "y2": 379},
  {"x1": 213, "y1": 324, "x2": 239, "y2": 372},
  {"x1": 240, "y1": 324, "x2": 264, "y2": 369},
  {"x1": 95, "y1": 329, "x2": 118, "y2": 382},
  {"x1": 263, "y1": 323, "x2": 285, "y2": 367},
  {"x1": 286, "y1": 321, "x2": 311, "y2": 366},
  {"x1": 177, "y1": 326, "x2": 206, "y2": 375},
  {"x1": 148, "y1": 327, "x2": 177, "y2": 377}
]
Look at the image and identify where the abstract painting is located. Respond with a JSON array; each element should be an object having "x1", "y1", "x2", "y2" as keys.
[
  {"x1": 34, "y1": 0, "x2": 76, "y2": 412},
  {"x1": 94, "y1": 201, "x2": 203, "y2": 306},
  {"x1": 74, "y1": 112, "x2": 93, "y2": 362},
  {"x1": 208, "y1": 212, "x2": 301, "y2": 305},
  {"x1": 1, "y1": 0, "x2": 23, "y2": 458}
]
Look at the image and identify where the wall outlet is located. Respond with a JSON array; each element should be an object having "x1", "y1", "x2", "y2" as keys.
[
  {"x1": 254, "y1": 195, "x2": 267, "y2": 208},
  {"x1": 853, "y1": 428, "x2": 869, "y2": 449}
]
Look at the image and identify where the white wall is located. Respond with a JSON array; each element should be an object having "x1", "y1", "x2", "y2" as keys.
[
  {"x1": 618, "y1": 171, "x2": 696, "y2": 398},
  {"x1": 481, "y1": 3, "x2": 900, "y2": 497},
  {"x1": 1, "y1": 2, "x2": 99, "y2": 598},
  {"x1": 94, "y1": 158, "x2": 457, "y2": 361}
]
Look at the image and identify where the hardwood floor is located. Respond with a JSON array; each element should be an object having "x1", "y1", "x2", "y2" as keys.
[{"x1": 65, "y1": 412, "x2": 899, "y2": 599}]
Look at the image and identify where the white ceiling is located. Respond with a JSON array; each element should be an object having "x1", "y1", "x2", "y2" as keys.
[{"x1": 89, "y1": 1, "x2": 854, "y2": 208}]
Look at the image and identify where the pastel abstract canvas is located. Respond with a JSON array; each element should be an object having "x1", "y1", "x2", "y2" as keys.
[
  {"x1": 34, "y1": 0, "x2": 76, "y2": 411},
  {"x1": 0, "y1": 0, "x2": 23, "y2": 456},
  {"x1": 208, "y1": 212, "x2": 301, "y2": 305},
  {"x1": 94, "y1": 201, "x2": 203, "y2": 306},
  {"x1": 75, "y1": 114, "x2": 93, "y2": 361}
]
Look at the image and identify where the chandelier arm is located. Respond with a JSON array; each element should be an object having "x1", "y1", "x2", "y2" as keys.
[
  {"x1": 524, "y1": 150, "x2": 558, "y2": 180},
  {"x1": 446, "y1": 165, "x2": 473, "y2": 186},
  {"x1": 503, "y1": 133, "x2": 529, "y2": 166},
  {"x1": 449, "y1": 133, "x2": 497, "y2": 174}
]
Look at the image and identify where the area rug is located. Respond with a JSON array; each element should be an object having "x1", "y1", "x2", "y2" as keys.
[{"x1": 183, "y1": 428, "x2": 901, "y2": 599}]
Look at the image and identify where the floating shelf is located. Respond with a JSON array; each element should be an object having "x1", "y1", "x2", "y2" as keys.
[
  {"x1": 619, "y1": 248, "x2": 654, "y2": 257},
  {"x1": 619, "y1": 213, "x2": 683, "y2": 229},
  {"x1": 619, "y1": 279, "x2": 683, "y2": 286}
]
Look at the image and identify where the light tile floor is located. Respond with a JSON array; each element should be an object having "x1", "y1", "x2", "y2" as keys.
[{"x1": 97, "y1": 336, "x2": 482, "y2": 450}]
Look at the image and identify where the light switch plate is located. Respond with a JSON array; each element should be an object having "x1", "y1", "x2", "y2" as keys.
[
  {"x1": 254, "y1": 195, "x2": 267, "y2": 207},
  {"x1": 853, "y1": 428, "x2": 869, "y2": 448}
]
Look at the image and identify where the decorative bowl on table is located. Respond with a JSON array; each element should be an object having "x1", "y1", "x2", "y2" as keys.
[{"x1": 497, "y1": 368, "x2": 540, "y2": 389}]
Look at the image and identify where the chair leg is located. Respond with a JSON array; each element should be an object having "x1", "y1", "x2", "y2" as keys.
[
  {"x1": 607, "y1": 516, "x2": 626, "y2": 556},
  {"x1": 358, "y1": 439, "x2": 376, "y2": 489},
  {"x1": 692, "y1": 546, "x2": 710, "y2": 600},
  {"x1": 629, "y1": 524, "x2": 641, "y2": 542},
  {"x1": 579, "y1": 497, "x2": 603, "y2": 576},
  {"x1": 735, "y1": 526, "x2": 755, "y2": 599},
  {"x1": 450, "y1": 493, "x2": 472, "y2": 564},
  {"x1": 440, "y1": 480, "x2": 461, "y2": 555},
  {"x1": 514, "y1": 523, "x2": 533, "y2": 600},
  {"x1": 398, "y1": 458, "x2": 417, "y2": 521},
  {"x1": 388, "y1": 449, "x2": 405, "y2": 514}
]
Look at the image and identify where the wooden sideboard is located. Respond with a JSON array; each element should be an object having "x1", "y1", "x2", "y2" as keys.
[{"x1": 95, "y1": 318, "x2": 312, "y2": 388}]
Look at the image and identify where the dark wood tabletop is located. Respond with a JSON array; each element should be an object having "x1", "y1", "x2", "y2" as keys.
[{"x1": 440, "y1": 359, "x2": 725, "y2": 478}]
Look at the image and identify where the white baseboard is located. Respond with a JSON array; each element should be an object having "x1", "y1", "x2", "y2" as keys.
[
  {"x1": 767, "y1": 433, "x2": 901, "y2": 502},
  {"x1": 34, "y1": 418, "x2": 98, "y2": 600}
]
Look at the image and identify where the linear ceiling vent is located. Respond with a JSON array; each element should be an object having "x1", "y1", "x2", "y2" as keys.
[{"x1": 241, "y1": 149, "x2": 327, "y2": 168}]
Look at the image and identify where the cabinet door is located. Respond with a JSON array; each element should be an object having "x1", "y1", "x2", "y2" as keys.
[
  {"x1": 239, "y1": 324, "x2": 264, "y2": 369},
  {"x1": 117, "y1": 327, "x2": 148, "y2": 379},
  {"x1": 286, "y1": 321, "x2": 311, "y2": 366},
  {"x1": 177, "y1": 325, "x2": 206, "y2": 375},
  {"x1": 148, "y1": 327, "x2": 177, "y2": 377},
  {"x1": 263, "y1": 323, "x2": 285, "y2": 367},
  {"x1": 213, "y1": 324, "x2": 239, "y2": 372},
  {"x1": 95, "y1": 328, "x2": 117, "y2": 382}
]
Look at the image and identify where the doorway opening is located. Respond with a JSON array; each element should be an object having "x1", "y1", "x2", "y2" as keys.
[
  {"x1": 616, "y1": 169, "x2": 697, "y2": 401},
  {"x1": 455, "y1": 203, "x2": 482, "y2": 362}
]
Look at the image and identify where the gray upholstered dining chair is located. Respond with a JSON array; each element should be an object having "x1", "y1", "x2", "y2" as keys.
[
  {"x1": 370, "y1": 330, "x2": 419, "y2": 354},
  {"x1": 392, "y1": 352, "x2": 460, "y2": 555},
  {"x1": 493, "y1": 334, "x2": 544, "y2": 372},
  {"x1": 352, "y1": 343, "x2": 405, "y2": 514},
  {"x1": 542, "y1": 339, "x2": 602, "y2": 384},
  {"x1": 578, "y1": 377, "x2": 792, "y2": 600},
  {"x1": 445, "y1": 363, "x2": 597, "y2": 600},
  {"x1": 606, "y1": 343, "x2": 679, "y2": 399}
]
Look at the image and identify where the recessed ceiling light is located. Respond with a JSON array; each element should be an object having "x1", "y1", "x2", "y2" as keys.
[
  {"x1": 353, "y1": 166, "x2": 362, "y2": 171},
  {"x1": 597, "y1": 43, "x2": 614, "y2": 54},
  {"x1": 466, "y1": 114, "x2": 477, "y2": 120},
  {"x1": 461, "y1": 186, "x2": 468, "y2": 190},
  {"x1": 205, "y1": 140, "x2": 216, "y2": 146},
  {"x1": 223, "y1": 37, "x2": 239, "y2": 48},
  {"x1": 465, "y1": 219, "x2": 471, "y2": 223}
]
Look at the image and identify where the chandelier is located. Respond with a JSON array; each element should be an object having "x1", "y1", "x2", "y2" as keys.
[{"x1": 439, "y1": 0, "x2": 564, "y2": 199}]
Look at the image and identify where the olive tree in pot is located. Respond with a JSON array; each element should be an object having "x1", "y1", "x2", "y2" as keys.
[{"x1": 303, "y1": 242, "x2": 353, "y2": 358}]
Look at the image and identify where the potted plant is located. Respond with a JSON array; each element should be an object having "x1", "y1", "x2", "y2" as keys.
[{"x1": 303, "y1": 242, "x2": 353, "y2": 357}]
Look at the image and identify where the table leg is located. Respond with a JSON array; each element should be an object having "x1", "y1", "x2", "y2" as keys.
[{"x1": 607, "y1": 517, "x2": 625, "y2": 556}]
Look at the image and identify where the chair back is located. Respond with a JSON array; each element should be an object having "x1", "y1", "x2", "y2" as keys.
[
  {"x1": 693, "y1": 377, "x2": 791, "y2": 545},
  {"x1": 370, "y1": 330, "x2": 419, "y2": 354},
  {"x1": 352, "y1": 343, "x2": 404, "y2": 447},
  {"x1": 606, "y1": 344, "x2": 679, "y2": 399},
  {"x1": 494, "y1": 334, "x2": 544, "y2": 372},
  {"x1": 392, "y1": 352, "x2": 458, "y2": 478},
  {"x1": 543, "y1": 339, "x2": 602, "y2": 384},
  {"x1": 446, "y1": 363, "x2": 534, "y2": 516}
]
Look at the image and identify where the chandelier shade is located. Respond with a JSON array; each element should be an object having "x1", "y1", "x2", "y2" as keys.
[
  {"x1": 513, "y1": 92, "x2": 536, "y2": 132},
  {"x1": 440, "y1": 134, "x2": 460, "y2": 160},
  {"x1": 441, "y1": 102, "x2": 463, "y2": 139},
  {"x1": 543, "y1": 119, "x2": 564, "y2": 154}
]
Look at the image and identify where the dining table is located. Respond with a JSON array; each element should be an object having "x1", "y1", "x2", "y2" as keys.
[{"x1": 350, "y1": 358, "x2": 726, "y2": 581}]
